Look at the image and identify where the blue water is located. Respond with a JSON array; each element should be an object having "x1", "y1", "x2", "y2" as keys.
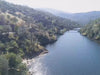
[{"x1": 33, "y1": 30, "x2": 100, "y2": 75}]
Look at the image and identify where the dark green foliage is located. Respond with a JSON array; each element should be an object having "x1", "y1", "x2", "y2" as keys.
[
  {"x1": 80, "y1": 18, "x2": 100, "y2": 40},
  {"x1": 0, "y1": 0, "x2": 79, "y2": 58},
  {"x1": 0, "y1": 54, "x2": 27, "y2": 75},
  {"x1": 6, "y1": 53, "x2": 22, "y2": 68},
  {"x1": 0, "y1": 55, "x2": 8, "y2": 75}
]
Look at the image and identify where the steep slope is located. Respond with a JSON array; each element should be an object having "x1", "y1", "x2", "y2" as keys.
[
  {"x1": 0, "y1": 0, "x2": 79, "y2": 58},
  {"x1": 0, "y1": 1, "x2": 79, "y2": 29},
  {"x1": 80, "y1": 18, "x2": 100, "y2": 41}
]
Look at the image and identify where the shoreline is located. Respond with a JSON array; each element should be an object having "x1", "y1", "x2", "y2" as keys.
[
  {"x1": 22, "y1": 30, "x2": 70, "y2": 75},
  {"x1": 22, "y1": 49, "x2": 48, "y2": 75}
]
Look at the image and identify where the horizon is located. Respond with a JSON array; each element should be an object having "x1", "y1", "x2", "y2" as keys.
[
  {"x1": 5, "y1": 0, "x2": 100, "y2": 13},
  {"x1": 37, "y1": 8, "x2": 100, "y2": 14}
]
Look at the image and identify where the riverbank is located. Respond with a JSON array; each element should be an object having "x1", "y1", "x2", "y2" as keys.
[
  {"x1": 22, "y1": 30, "x2": 73, "y2": 75},
  {"x1": 36, "y1": 30, "x2": 100, "y2": 75},
  {"x1": 22, "y1": 49, "x2": 48, "y2": 75}
]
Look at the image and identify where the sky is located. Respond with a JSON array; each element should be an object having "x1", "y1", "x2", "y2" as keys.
[{"x1": 5, "y1": 0, "x2": 100, "y2": 13}]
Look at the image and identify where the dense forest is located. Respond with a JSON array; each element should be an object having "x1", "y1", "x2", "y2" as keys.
[
  {"x1": 0, "y1": 0, "x2": 79, "y2": 75},
  {"x1": 80, "y1": 18, "x2": 100, "y2": 41}
]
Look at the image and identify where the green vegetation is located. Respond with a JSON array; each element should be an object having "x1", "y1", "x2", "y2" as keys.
[
  {"x1": 80, "y1": 18, "x2": 100, "y2": 41},
  {"x1": 0, "y1": 55, "x2": 8, "y2": 75},
  {"x1": 0, "y1": 54, "x2": 27, "y2": 75},
  {"x1": 0, "y1": 0, "x2": 79, "y2": 75}
]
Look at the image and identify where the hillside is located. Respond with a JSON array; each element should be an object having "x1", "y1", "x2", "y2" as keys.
[
  {"x1": 80, "y1": 18, "x2": 100, "y2": 41},
  {"x1": 0, "y1": 0, "x2": 79, "y2": 55},
  {"x1": 70, "y1": 11, "x2": 100, "y2": 25},
  {"x1": 39, "y1": 8, "x2": 100, "y2": 25},
  {"x1": 0, "y1": 0, "x2": 79, "y2": 75}
]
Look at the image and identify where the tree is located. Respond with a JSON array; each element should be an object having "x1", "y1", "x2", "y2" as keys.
[
  {"x1": 6, "y1": 53, "x2": 22, "y2": 69},
  {"x1": 0, "y1": 55, "x2": 8, "y2": 75}
]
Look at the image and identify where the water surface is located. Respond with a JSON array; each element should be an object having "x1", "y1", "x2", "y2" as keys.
[{"x1": 32, "y1": 30, "x2": 100, "y2": 75}]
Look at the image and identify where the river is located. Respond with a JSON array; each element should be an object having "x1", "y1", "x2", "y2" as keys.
[{"x1": 30, "y1": 30, "x2": 100, "y2": 75}]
